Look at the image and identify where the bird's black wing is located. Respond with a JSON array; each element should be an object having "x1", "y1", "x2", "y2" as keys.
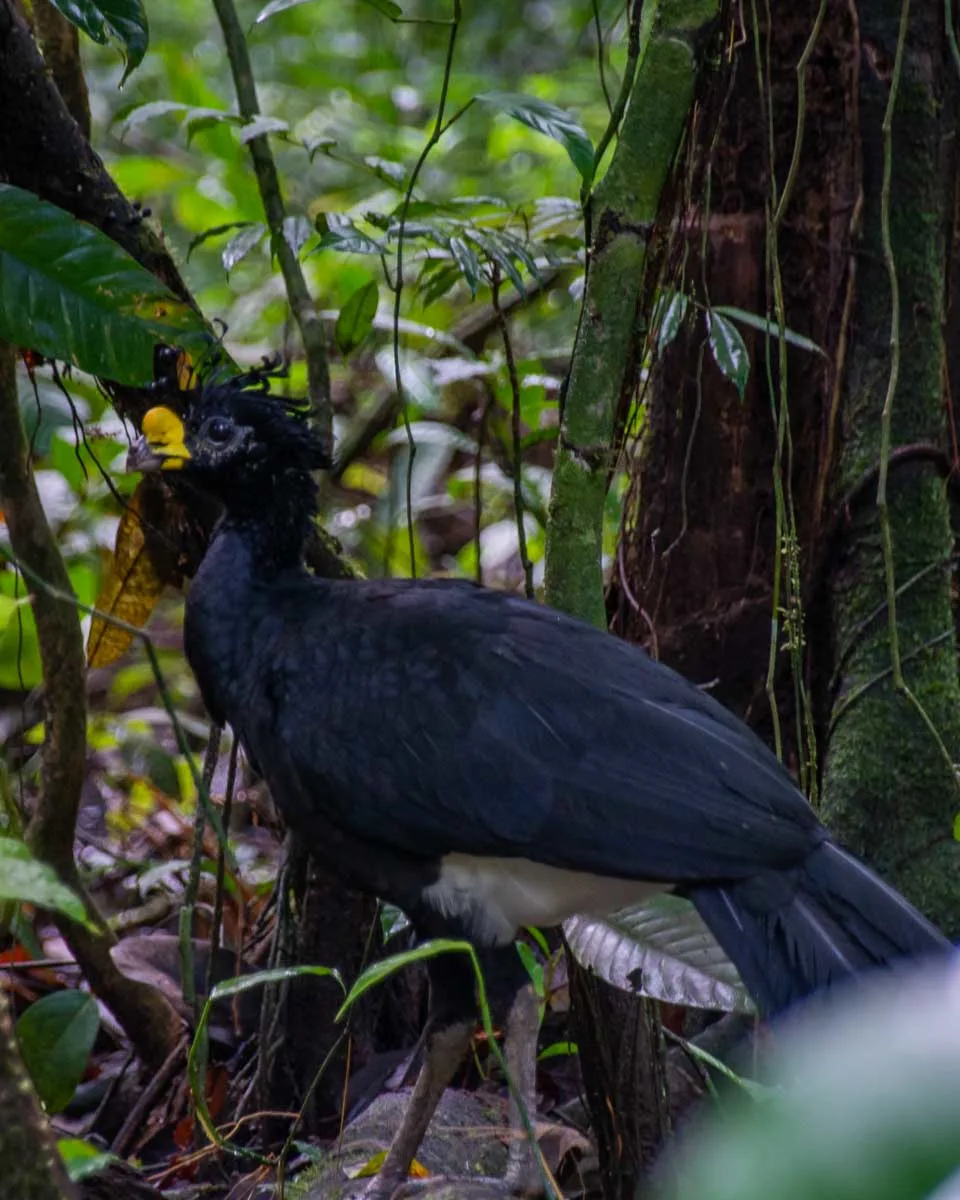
[{"x1": 252, "y1": 578, "x2": 822, "y2": 884}]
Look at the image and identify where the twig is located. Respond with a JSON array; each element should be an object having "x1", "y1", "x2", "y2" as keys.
[
  {"x1": 492, "y1": 271, "x2": 534, "y2": 598},
  {"x1": 211, "y1": 0, "x2": 330, "y2": 439},
  {"x1": 592, "y1": 0, "x2": 614, "y2": 114},
  {"x1": 181, "y1": 727, "x2": 222, "y2": 1020},
  {"x1": 111, "y1": 1035, "x2": 188, "y2": 1157},
  {"x1": 587, "y1": 0, "x2": 643, "y2": 201},
  {"x1": 392, "y1": 0, "x2": 464, "y2": 576}
]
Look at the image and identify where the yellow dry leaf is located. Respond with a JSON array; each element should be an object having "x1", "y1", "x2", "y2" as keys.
[
  {"x1": 87, "y1": 482, "x2": 165, "y2": 668},
  {"x1": 347, "y1": 1150, "x2": 430, "y2": 1181}
]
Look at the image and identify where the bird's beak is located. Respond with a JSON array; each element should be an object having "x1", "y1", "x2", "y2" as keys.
[{"x1": 126, "y1": 406, "x2": 191, "y2": 472}]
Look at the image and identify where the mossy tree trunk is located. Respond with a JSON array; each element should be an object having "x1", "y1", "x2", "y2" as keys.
[
  {"x1": 544, "y1": 2, "x2": 718, "y2": 1194},
  {"x1": 820, "y1": 1, "x2": 960, "y2": 931},
  {"x1": 614, "y1": 0, "x2": 960, "y2": 932}
]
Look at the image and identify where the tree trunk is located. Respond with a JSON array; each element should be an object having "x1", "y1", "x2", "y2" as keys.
[
  {"x1": 820, "y1": 0, "x2": 960, "y2": 932},
  {"x1": 0, "y1": 989, "x2": 78, "y2": 1200}
]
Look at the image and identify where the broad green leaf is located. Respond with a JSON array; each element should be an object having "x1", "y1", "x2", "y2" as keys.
[
  {"x1": 254, "y1": 0, "x2": 314, "y2": 22},
  {"x1": 239, "y1": 115, "x2": 290, "y2": 144},
  {"x1": 659, "y1": 963, "x2": 960, "y2": 1200},
  {"x1": 706, "y1": 309, "x2": 750, "y2": 400},
  {"x1": 656, "y1": 290, "x2": 689, "y2": 354},
  {"x1": 360, "y1": 0, "x2": 404, "y2": 21},
  {"x1": 17, "y1": 990, "x2": 99, "y2": 1113},
  {"x1": 222, "y1": 224, "x2": 267, "y2": 272},
  {"x1": 0, "y1": 185, "x2": 210, "y2": 385},
  {"x1": 49, "y1": 0, "x2": 148, "y2": 83},
  {"x1": 564, "y1": 894, "x2": 753, "y2": 1014},
  {"x1": 335, "y1": 280, "x2": 379, "y2": 355},
  {"x1": 116, "y1": 100, "x2": 187, "y2": 138},
  {"x1": 337, "y1": 939, "x2": 475, "y2": 1021},
  {"x1": 448, "y1": 235, "x2": 481, "y2": 296},
  {"x1": 0, "y1": 838, "x2": 91, "y2": 926},
  {"x1": 186, "y1": 221, "x2": 256, "y2": 259},
  {"x1": 283, "y1": 215, "x2": 313, "y2": 255},
  {"x1": 58, "y1": 1139, "x2": 117, "y2": 1183},
  {"x1": 188, "y1": 966, "x2": 342, "y2": 1153},
  {"x1": 477, "y1": 92, "x2": 595, "y2": 183},
  {"x1": 710, "y1": 305, "x2": 827, "y2": 357},
  {"x1": 315, "y1": 224, "x2": 384, "y2": 256}
]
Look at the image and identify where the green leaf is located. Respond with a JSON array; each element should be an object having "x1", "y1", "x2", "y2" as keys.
[
  {"x1": 337, "y1": 939, "x2": 475, "y2": 1021},
  {"x1": 564, "y1": 894, "x2": 753, "y2": 1014},
  {"x1": 49, "y1": 0, "x2": 148, "y2": 83},
  {"x1": 656, "y1": 290, "x2": 689, "y2": 354},
  {"x1": 116, "y1": 99, "x2": 187, "y2": 138},
  {"x1": 335, "y1": 279, "x2": 379, "y2": 355},
  {"x1": 254, "y1": 0, "x2": 313, "y2": 22},
  {"x1": 360, "y1": 0, "x2": 403, "y2": 18},
  {"x1": 706, "y1": 309, "x2": 750, "y2": 400},
  {"x1": 477, "y1": 92, "x2": 595, "y2": 183},
  {"x1": 57, "y1": 1139, "x2": 117, "y2": 1183},
  {"x1": 17, "y1": 990, "x2": 99, "y2": 1113},
  {"x1": 186, "y1": 221, "x2": 257, "y2": 259},
  {"x1": 0, "y1": 185, "x2": 211, "y2": 385},
  {"x1": 188, "y1": 966, "x2": 342, "y2": 1153},
  {"x1": 660, "y1": 964, "x2": 960, "y2": 1200},
  {"x1": 239, "y1": 115, "x2": 290, "y2": 144},
  {"x1": 315, "y1": 221, "x2": 384, "y2": 256},
  {"x1": 222, "y1": 224, "x2": 267, "y2": 272},
  {"x1": 710, "y1": 305, "x2": 827, "y2": 357},
  {"x1": 0, "y1": 838, "x2": 91, "y2": 926},
  {"x1": 448, "y1": 235, "x2": 481, "y2": 296}
]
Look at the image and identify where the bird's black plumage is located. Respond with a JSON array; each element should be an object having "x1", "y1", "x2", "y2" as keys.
[{"x1": 129, "y1": 374, "x2": 949, "y2": 1194}]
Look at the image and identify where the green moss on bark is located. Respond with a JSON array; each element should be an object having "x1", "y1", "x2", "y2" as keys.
[{"x1": 822, "y1": 1, "x2": 960, "y2": 935}]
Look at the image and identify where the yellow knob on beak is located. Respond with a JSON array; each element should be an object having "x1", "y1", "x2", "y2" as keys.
[{"x1": 127, "y1": 406, "x2": 191, "y2": 472}]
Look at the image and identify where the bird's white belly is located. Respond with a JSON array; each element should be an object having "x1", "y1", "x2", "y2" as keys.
[{"x1": 424, "y1": 853, "x2": 669, "y2": 945}]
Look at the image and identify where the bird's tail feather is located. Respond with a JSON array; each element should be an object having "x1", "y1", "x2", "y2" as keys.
[{"x1": 689, "y1": 841, "x2": 949, "y2": 1015}]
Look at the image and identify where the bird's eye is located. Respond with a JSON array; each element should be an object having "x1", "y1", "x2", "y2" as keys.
[{"x1": 205, "y1": 418, "x2": 233, "y2": 445}]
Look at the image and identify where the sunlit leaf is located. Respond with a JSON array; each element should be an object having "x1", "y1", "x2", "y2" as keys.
[
  {"x1": 87, "y1": 483, "x2": 165, "y2": 668},
  {"x1": 710, "y1": 305, "x2": 827, "y2": 357},
  {"x1": 222, "y1": 224, "x2": 267, "y2": 272},
  {"x1": 706, "y1": 309, "x2": 750, "y2": 400},
  {"x1": 239, "y1": 115, "x2": 290, "y2": 144},
  {"x1": 448, "y1": 235, "x2": 481, "y2": 296},
  {"x1": 49, "y1": 0, "x2": 148, "y2": 83},
  {"x1": 186, "y1": 221, "x2": 257, "y2": 259},
  {"x1": 564, "y1": 894, "x2": 753, "y2": 1014},
  {"x1": 335, "y1": 279, "x2": 379, "y2": 355},
  {"x1": 477, "y1": 92, "x2": 595, "y2": 183},
  {"x1": 656, "y1": 290, "x2": 689, "y2": 354},
  {"x1": 0, "y1": 185, "x2": 210, "y2": 386},
  {"x1": 349, "y1": 1149, "x2": 429, "y2": 1180},
  {"x1": 17, "y1": 990, "x2": 99, "y2": 1113},
  {"x1": 0, "y1": 838, "x2": 90, "y2": 926},
  {"x1": 57, "y1": 1139, "x2": 117, "y2": 1184},
  {"x1": 283, "y1": 214, "x2": 313, "y2": 255}
]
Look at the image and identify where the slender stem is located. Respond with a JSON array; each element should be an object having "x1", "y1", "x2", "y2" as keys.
[
  {"x1": 210, "y1": 0, "x2": 330, "y2": 439},
  {"x1": 392, "y1": 0, "x2": 463, "y2": 577},
  {"x1": 492, "y1": 271, "x2": 534, "y2": 598},
  {"x1": 592, "y1": 0, "x2": 614, "y2": 113},
  {"x1": 587, "y1": 0, "x2": 642, "y2": 201}
]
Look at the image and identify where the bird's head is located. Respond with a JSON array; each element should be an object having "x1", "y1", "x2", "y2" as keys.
[{"x1": 127, "y1": 371, "x2": 330, "y2": 509}]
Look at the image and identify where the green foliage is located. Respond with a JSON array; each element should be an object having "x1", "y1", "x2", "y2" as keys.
[
  {"x1": 57, "y1": 1138, "x2": 117, "y2": 1183},
  {"x1": 0, "y1": 185, "x2": 210, "y2": 386},
  {"x1": 16, "y1": 989, "x2": 99, "y2": 1113},
  {"x1": 0, "y1": 838, "x2": 91, "y2": 926},
  {"x1": 51, "y1": 0, "x2": 148, "y2": 82}
]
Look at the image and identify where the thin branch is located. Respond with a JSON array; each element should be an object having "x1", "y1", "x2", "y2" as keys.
[
  {"x1": 492, "y1": 271, "x2": 535, "y2": 598},
  {"x1": 210, "y1": 0, "x2": 331, "y2": 439},
  {"x1": 392, "y1": 0, "x2": 464, "y2": 576},
  {"x1": 592, "y1": 0, "x2": 614, "y2": 114},
  {"x1": 0, "y1": 345, "x2": 182, "y2": 1070},
  {"x1": 587, "y1": 0, "x2": 643, "y2": 203}
]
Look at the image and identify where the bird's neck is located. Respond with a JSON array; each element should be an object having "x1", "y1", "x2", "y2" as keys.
[{"x1": 216, "y1": 468, "x2": 317, "y2": 576}]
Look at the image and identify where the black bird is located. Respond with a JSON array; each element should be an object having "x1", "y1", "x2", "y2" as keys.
[{"x1": 128, "y1": 374, "x2": 948, "y2": 1197}]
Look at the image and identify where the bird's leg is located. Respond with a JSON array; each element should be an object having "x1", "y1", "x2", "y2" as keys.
[
  {"x1": 361, "y1": 1017, "x2": 475, "y2": 1200},
  {"x1": 502, "y1": 982, "x2": 543, "y2": 1195}
]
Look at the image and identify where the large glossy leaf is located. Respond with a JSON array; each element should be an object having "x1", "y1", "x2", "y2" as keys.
[
  {"x1": 17, "y1": 990, "x2": 99, "y2": 1113},
  {"x1": 706, "y1": 309, "x2": 750, "y2": 400},
  {"x1": 49, "y1": 0, "x2": 148, "y2": 83},
  {"x1": 0, "y1": 185, "x2": 210, "y2": 386},
  {"x1": 0, "y1": 838, "x2": 90, "y2": 926},
  {"x1": 335, "y1": 280, "x2": 379, "y2": 355},
  {"x1": 658, "y1": 962, "x2": 960, "y2": 1200},
  {"x1": 477, "y1": 93, "x2": 595, "y2": 183},
  {"x1": 563, "y1": 894, "x2": 753, "y2": 1014}
]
